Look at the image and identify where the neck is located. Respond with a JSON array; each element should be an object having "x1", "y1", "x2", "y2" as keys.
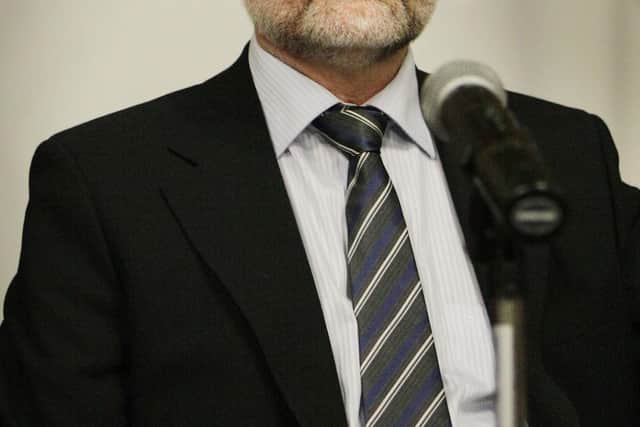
[{"x1": 255, "y1": 33, "x2": 408, "y2": 105}]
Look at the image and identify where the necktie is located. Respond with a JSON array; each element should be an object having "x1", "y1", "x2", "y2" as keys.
[{"x1": 313, "y1": 105, "x2": 451, "y2": 427}]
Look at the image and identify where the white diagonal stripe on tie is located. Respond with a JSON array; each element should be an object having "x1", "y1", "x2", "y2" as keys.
[
  {"x1": 347, "y1": 180, "x2": 393, "y2": 261},
  {"x1": 341, "y1": 108, "x2": 385, "y2": 138},
  {"x1": 346, "y1": 153, "x2": 370, "y2": 199},
  {"x1": 366, "y1": 335, "x2": 435, "y2": 427},
  {"x1": 416, "y1": 390, "x2": 446, "y2": 427},
  {"x1": 315, "y1": 128, "x2": 360, "y2": 156},
  {"x1": 354, "y1": 229, "x2": 409, "y2": 316},
  {"x1": 360, "y1": 281, "x2": 423, "y2": 374}
]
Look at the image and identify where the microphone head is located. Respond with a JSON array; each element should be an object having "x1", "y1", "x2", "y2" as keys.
[{"x1": 421, "y1": 60, "x2": 507, "y2": 141}]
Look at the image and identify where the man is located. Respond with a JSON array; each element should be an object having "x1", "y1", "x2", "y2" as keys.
[{"x1": 1, "y1": 0, "x2": 638, "y2": 426}]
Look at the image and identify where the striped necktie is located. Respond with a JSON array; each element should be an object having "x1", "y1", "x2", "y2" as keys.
[{"x1": 313, "y1": 104, "x2": 451, "y2": 427}]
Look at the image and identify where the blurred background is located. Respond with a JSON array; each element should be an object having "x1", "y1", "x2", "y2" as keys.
[{"x1": 1, "y1": 0, "x2": 638, "y2": 314}]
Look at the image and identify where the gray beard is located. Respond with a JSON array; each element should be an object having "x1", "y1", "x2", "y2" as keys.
[
  {"x1": 247, "y1": 0, "x2": 433, "y2": 69},
  {"x1": 273, "y1": 35, "x2": 412, "y2": 69}
]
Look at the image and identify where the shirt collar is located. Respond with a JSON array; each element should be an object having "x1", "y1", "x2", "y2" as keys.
[{"x1": 248, "y1": 36, "x2": 435, "y2": 158}]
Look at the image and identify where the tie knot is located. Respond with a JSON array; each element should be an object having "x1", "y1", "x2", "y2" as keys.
[{"x1": 312, "y1": 104, "x2": 389, "y2": 155}]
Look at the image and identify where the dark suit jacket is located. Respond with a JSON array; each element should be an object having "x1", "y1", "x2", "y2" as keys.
[{"x1": 1, "y1": 48, "x2": 639, "y2": 426}]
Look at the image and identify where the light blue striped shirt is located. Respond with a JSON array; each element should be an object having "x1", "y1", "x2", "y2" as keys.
[{"x1": 248, "y1": 37, "x2": 497, "y2": 427}]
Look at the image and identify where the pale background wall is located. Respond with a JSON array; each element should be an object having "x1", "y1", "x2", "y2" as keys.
[{"x1": 1, "y1": 0, "x2": 638, "y2": 314}]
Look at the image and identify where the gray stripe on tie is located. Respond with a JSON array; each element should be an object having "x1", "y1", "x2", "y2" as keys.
[{"x1": 355, "y1": 237, "x2": 417, "y2": 342}]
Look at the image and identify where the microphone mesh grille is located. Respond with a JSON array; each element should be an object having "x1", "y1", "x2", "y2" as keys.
[{"x1": 421, "y1": 60, "x2": 507, "y2": 141}]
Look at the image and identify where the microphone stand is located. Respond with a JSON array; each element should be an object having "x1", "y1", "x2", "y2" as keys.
[
  {"x1": 487, "y1": 231, "x2": 527, "y2": 427},
  {"x1": 442, "y1": 93, "x2": 563, "y2": 426},
  {"x1": 469, "y1": 173, "x2": 561, "y2": 427},
  {"x1": 426, "y1": 77, "x2": 564, "y2": 426}
]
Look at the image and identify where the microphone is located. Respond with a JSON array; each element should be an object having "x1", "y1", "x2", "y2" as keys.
[{"x1": 421, "y1": 60, "x2": 563, "y2": 240}]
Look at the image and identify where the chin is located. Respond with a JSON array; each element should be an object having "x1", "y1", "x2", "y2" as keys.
[{"x1": 247, "y1": 0, "x2": 435, "y2": 67}]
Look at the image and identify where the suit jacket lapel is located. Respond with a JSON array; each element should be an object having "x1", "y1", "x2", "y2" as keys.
[{"x1": 161, "y1": 49, "x2": 347, "y2": 427}]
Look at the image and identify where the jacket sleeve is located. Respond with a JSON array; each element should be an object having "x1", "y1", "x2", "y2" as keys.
[
  {"x1": 0, "y1": 138, "x2": 128, "y2": 426},
  {"x1": 593, "y1": 115, "x2": 640, "y2": 308},
  {"x1": 593, "y1": 114, "x2": 640, "y2": 419},
  {"x1": 592, "y1": 114, "x2": 640, "y2": 267}
]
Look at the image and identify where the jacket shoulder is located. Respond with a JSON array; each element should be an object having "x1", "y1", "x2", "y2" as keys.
[
  {"x1": 507, "y1": 90, "x2": 591, "y2": 124},
  {"x1": 45, "y1": 48, "x2": 252, "y2": 158}
]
